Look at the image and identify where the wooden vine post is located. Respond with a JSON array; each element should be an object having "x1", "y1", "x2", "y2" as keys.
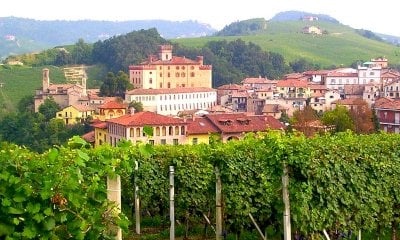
[
  {"x1": 107, "y1": 174, "x2": 122, "y2": 240},
  {"x1": 282, "y1": 162, "x2": 291, "y2": 240},
  {"x1": 169, "y1": 166, "x2": 175, "y2": 240},
  {"x1": 215, "y1": 166, "x2": 222, "y2": 240},
  {"x1": 134, "y1": 161, "x2": 140, "y2": 235}
]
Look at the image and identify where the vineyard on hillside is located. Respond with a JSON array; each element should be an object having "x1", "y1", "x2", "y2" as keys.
[{"x1": 1, "y1": 131, "x2": 400, "y2": 239}]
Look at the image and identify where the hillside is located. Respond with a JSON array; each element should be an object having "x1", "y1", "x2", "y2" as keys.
[
  {"x1": 0, "y1": 64, "x2": 106, "y2": 117},
  {"x1": 270, "y1": 10, "x2": 340, "y2": 23},
  {"x1": 174, "y1": 20, "x2": 400, "y2": 67},
  {"x1": 0, "y1": 17, "x2": 217, "y2": 60}
]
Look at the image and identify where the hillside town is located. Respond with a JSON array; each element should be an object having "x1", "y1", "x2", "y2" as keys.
[{"x1": 32, "y1": 44, "x2": 400, "y2": 146}]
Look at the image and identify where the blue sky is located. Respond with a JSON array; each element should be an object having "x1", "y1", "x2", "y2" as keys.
[{"x1": 1, "y1": 0, "x2": 399, "y2": 36}]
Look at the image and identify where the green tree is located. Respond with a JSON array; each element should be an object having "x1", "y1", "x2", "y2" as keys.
[
  {"x1": 99, "y1": 72, "x2": 116, "y2": 97},
  {"x1": 128, "y1": 101, "x2": 143, "y2": 112},
  {"x1": 322, "y1": 105, "x2": 355, "y2": 132},
  {"x1": 115, "y1": 71, "x2": 133, "y2": 98},
  {"x1": 17, "y1": 95, "x2": 34, "y2": 113},
  {"x1": 71, "y1": 38, "x2": 93, "y2": 64},
  {"x1": 38, "y1": 97, "x2": 61, "y2": 121}
]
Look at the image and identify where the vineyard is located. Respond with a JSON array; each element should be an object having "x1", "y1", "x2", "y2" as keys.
[{"x1": 1, "y1": 131, "x2": 400, "y2": 239}]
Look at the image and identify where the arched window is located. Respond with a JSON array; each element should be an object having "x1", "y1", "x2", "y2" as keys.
[
  {"x1": 162, "y1": 126, "x2": 167, "y2": 136},
  {"x1": 130, "y1": 128, "x2": 134, "y2": 137},
  {"x1": 136, "y1": 128, "x2": 141, "y2": 137},
  {"x1": 156, "y1": 127, "x2": 160, "y2": 136}
]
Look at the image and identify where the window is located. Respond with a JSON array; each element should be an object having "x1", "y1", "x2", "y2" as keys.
[
  {"x1": 149, "y1": 78, "x2": 152, "y2": 84},
  {"x1": 169, "y1": 126, "x2": 173, "y2": 135},
  {"x1": 168, "y1": 82, "x2": 171, "y2": 88},
  {"x1": 175, "y1": 72, "x2": 180, "y2": 77},
  {"x1": 176, "y1": 66, "x2": 180, "y2": 70},
  {"x1": 370, "y1": 72, "x2": 375, "y2": 76},
  {"x1": 168, "y1": 73, "x2": 170, "y2": 77},
  {"x1": 192, "y1": 138, "x2": 198, "y2": 145},
  {"x1": 173, "y1": 139, "x2": 179, "y2": 145},
  {"x1": 181, "y1": 72, "x2": 186, "y2": 77},
  {"x1": 149, "y1": 140, "x2": 155, "y2": 145},
  {"x1": 161, "y1": 139, "x2": 166, "y2": 145},
  {"x1": 190, "y1": 72, "x2": 195, "y2": 77}
]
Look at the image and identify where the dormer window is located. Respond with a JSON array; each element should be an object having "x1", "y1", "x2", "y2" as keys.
[
  {"x1": 236, "y1": 118, "x2": 251, "y2": 125},
  {"x1": 218, "y1": 119, "x2": 232, "y2": 126}
]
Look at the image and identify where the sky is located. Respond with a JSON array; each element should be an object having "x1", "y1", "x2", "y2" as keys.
[{"x1": 1, "y1": 0, "x2": 399, "y2": 36}]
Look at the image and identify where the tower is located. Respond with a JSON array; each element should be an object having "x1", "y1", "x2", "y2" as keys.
[
  {"x1": 158, "y1": 45, "x2": 173, "y2": 61},
  {"x1": 42, "y1": 68, "x2": 50, "y2": 92}
]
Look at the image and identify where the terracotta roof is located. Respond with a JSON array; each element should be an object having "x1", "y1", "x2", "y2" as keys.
[
  {"x1": 98, "y1": 101, "x2": 127, "y2": 109},
  {"x1": 205, "y1": 113, "x2": 284, "y2": 133},
  {"x1": 231, "y1": 92, "x2": 249, "y2": 98},
  {"x1": 107, "y1": 111, "x2": 186, "y2": 126},
  {"x1": 217, "y1": 84, "x2": 243, "y2": 90},
  {"x1": 303, "y1": 70, "x2": 331, "y2": 75},
  {"x1": 309, "y1": 84, "x2": 326, "y2": 90},
  {"x1": 284, "y1": 73, "x2": 306, "y2": 79},
  {"x1": 92, "y1": 121, "x2": 107, "y2": 129},
  {"x1": 71, "y1": 104, "x2": 94, "y2": 112},
  {"x1": 375, "y1": 98, "x2": 400, "y2": 110},
  {"x1": 140, "y1": 56, "x2": 200, "y2": 65},
  {"x1": 126, "y1": 87, "x2": 216, "y2": 95},
  {"x1": 186, "y1": 117, "x2": 219, "y2": 134},
  {"x1": 276, "y1": 79, "x2": 308, "y2": 88},
  {"x1": 242, "y1": 77, "x2": 277, "y2": 84},
  {"x1": 327, "y1": 72, "x2": 358, "y2": 77},
  {"x1": 333, "y1": 98, "x2": 366, "y2": 105},
  {"x1": 81, "y1": 131, "x2": 95, "y2": 143}
]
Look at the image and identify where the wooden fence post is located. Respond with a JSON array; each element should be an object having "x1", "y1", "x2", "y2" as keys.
[
  {"x1": 282, "y1": 163, "x2": 291, "y2": 240},
  {"x1": 215, "y1": 166, "x2": 222, "y2": 240},
  {"x1": 170, "y1": 166, "x2": 175, "y2": 240},
  {"x1": 134, "y1": 161, "x2": 140, "y2": 235},
  {"x1": 107, "y1": 174, "x2": 122, "y2": 240}
]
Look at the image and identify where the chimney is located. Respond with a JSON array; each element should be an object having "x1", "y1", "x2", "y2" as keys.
[
  {"x1": 129, "y1": 106, "x2": 135, "y2": 115},
  {"x1": 196, "y1": 56, "x2": 204, "y2": 65}
]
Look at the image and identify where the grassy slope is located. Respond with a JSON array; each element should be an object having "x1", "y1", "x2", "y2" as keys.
[
  {"x1": 173, "y1": 21, "x2": 400, "y2": 67},
  {"x1": 0, "y1": 64, "x2": 105, "y2": 116}
]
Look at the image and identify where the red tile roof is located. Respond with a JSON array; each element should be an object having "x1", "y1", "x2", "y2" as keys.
[
  {"x1": 140, "y1": 56, "x2": 200, "y2": 65},
  {"x1": 375, "y1": 98, "x2": 400, "y2": 110},
  {"x1": 126, "y1": 87, "x2": 216, "y2": 95},
  {"x1": 186, "y1": 117, "x2": 219, "y2": 134},
  {"x1": 303, "y1": 70, "x2": 331, "y2": 75},
  {"x1": 242, "y1": 77, "x2": 277, "y2": 84},
  {"x1": 333, "y1": 98, "x2": 366, "y2": 105},
  {"x1": 81, "y1": 131, "x2": 95, "y2": 143},
  {"x1": 217, "y1": 84, "x2": 244, "y2": 90},
  {"x1": 205, "y1": 113, "x2": 284, "y2": 133},
  {"x1": 276, "y1": 79, "x2": 308, "y2": 88},
  {"x1": 92, "y1": 121, "x2": 107, "y2": 129},
  {"x1": 107, "y1": 111, "x2": 186, "y2": 127},
  {"x1": 71, "y1": 104, "x2": 94, "y2": 112},
  {"x1": 327, "y1": 72, "x2": 358, "y2": 77},
  {"x1": 309, "y1": 84, "x2": 326, "y2": 90},
  {"x1": 98, "y1": 101, "x2": 127, "y2": 109}
]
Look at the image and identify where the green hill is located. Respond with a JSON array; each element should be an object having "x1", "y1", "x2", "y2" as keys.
[
  {"x1": 174, "y1": 20, "x2": 400, "y2": 67},
  {"x1": 0, "y1": 64, "x2": 105, "y2": 117}
]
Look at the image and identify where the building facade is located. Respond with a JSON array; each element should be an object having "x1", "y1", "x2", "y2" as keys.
[
  {"x1": 129, "y1": 45, "x2": 212, "y2": 89},
  {"x1": 125, "y1": 87, "x2": 217, "y2": 116},
  {"x1": 106, "y1": 111, "x2": 187, "y2": 146}
]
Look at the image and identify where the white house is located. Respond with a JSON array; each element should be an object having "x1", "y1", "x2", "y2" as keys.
[{"x1": 125, "y1": 87, "x2": 217, "y2": 116}]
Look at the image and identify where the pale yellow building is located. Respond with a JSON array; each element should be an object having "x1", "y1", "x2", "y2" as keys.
[
  {"x1": 129, "y1": 45, "x2": 212, "y2": 89},
  {"x1": 276, "y1": 79, "x2": 311, "y2": 99},
  {"x1": 56, "y1": 105, "x2": 94, "y2": 125}
]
